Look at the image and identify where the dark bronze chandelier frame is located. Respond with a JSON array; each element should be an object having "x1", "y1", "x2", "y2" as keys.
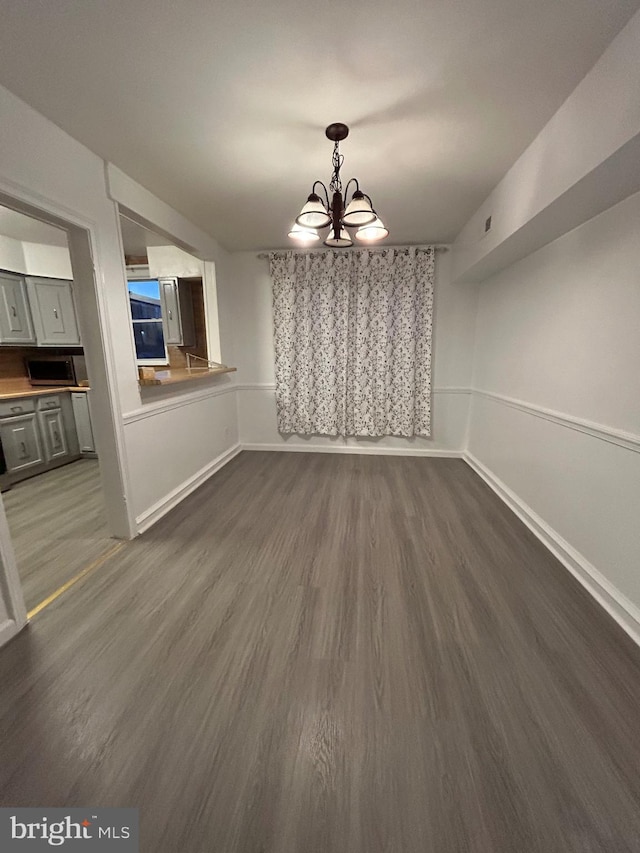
[{"x1": 294, "y1": 123, "x2": 383, "y2": 246}]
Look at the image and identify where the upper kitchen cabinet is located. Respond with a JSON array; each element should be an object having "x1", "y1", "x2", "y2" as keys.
[
  {"x1": 25, "y1": 277, "x2": 81, "y2": 346},
  {"x1": 0, "y1": 272, "x2": 37, "y2": 345},
  {"x1": 160, "y1": 278, "x2": 182, "y2": 345},
  {"x1": 159, "y1": 277, "x2": 195, "y2": 347}
]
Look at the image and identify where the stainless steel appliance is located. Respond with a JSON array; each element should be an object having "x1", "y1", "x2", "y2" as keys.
[{"x1": 26, "y1": 354, "x2": 87, "y2": 387}]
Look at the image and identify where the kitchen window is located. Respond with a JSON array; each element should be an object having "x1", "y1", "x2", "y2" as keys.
[{"x1": 128, "y1": 279, "x2": 168, "y2": 365}]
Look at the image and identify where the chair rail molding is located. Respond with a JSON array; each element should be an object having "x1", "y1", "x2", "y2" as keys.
[
  {"x1": 237, "y1": 383, "x2": 473, "y2": 395},
  {"x1": 473, "y1": 388, "x2": 640, "y2": 454},
  {"x1": 123, "y1": 382, "x2": 238, "y2": 424}
]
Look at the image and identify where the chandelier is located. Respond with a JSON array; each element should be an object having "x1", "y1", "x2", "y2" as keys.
[{"x1": 289, "y1": 122, "x2": 389, "y2": 248}]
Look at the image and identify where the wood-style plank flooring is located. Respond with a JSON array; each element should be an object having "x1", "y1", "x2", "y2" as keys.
[
  {"x1": 2, "y1": 459, "x2": 112, "y2": 610},
  {"x1": 1, "y1": 451, "x2": 640, "y2": 852}
]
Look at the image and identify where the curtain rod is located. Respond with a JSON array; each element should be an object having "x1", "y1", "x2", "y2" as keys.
[{"x1": 256, "y1": 245, "x2": 448, "y2": 260}]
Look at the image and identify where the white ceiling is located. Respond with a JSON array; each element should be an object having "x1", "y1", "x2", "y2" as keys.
[
  {"x1": 0, "y1": 0, "x2": 638, "y2": 251},
  {"x1": 0, "y1": 205, "x2": 68, "y2": 247}
]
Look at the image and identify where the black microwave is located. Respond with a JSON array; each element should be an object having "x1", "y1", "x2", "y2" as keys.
[{"x1": 26, "y1": 354, "x2": 88, "y2": 387}]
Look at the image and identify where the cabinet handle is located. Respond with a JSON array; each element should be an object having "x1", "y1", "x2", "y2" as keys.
[
  {"x1": 11, "y1": 306, "x2": 17, "y2": 317},
  {"x1": 10, "y1": 406, "x2": 22, "y2": 412},
  {"x1": 53, "y1": 308, "x2": 59, "y2": 319},
  {"x1": 20, "y1": 441, "x2": 27, "y2": 457},
  {"x1": 168, "y1": 309, "x2": 173, "y2": 320},
  {"x1": 54, "y1": 431, "x2": 60, "y2": 444}
]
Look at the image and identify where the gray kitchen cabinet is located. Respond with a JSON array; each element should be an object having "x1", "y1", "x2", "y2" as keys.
[
  {"x1": 0, "y1": 392, "x2": 81, "y2": 482},
  {"x1": 160, "y1": 278, "x2": 182, "y2": 344},
  {"x1": 0, "y1": 272, "x2": 36, "y2": 345},
  {"x1": 159, "y1": 277, "x2": 195, "y2": 347},
  {"x1": 38, "y1": 408, "x2": 68, "y2": 462},
  {"x1": 71, "y1": 392, "x2": 96, "y2": 455},
  {"x1": 0, "y1": 412, "x2": 44, "y2": 474},
  {"x1": 25, "y1": 277, "x2": 81, "y2": 346},
  {"x1": 51, "y1": 393, "x2": 80, "y2": 459}
]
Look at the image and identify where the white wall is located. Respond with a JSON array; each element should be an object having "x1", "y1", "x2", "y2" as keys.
[
  {"x1": 0, "y1": 236, "x2": 72, "y2": 278},
  {"x1": 146, "y1": 244, "x2": 203, "y2": 278},
  {"x1": 452, "y1": 8, "x2": 640, "y2": 284},
  {"x1": 228, "y1": 249, "x2": 477, "y2": 454},
  {"x1": 123, "y1": 383, "x2": 239, "y2": 528},
  {"x1": 107, "y1": 164, "x2": 241, "y2": 520},
  {"x1": 21, "y1": 242, "x2": 72, "y2": 278},
  {"x1": 449, "y1": 8, "x2": 640, "y2": 643},
  {"x1": 467, "y1": 190, "x2": 640, "y2": 638},
  {"x1": 0, "y1": 234, "x2": 26, "y2": 273}
]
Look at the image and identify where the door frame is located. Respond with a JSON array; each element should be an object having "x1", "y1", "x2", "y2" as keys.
[
  {"x1": 0, "y1": 181, "x2": 136, "y2": 638},
  {"x1": 0, "y1": 493, "x2": 27, "y2": 645}
]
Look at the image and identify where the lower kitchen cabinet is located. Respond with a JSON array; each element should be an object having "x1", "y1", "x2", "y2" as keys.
[
  {"x1": 39, "y1": 408, "x2": 68, "y2": 461},
  {"x1": 0, "y1": 391, "x2": 81, "y2": 482},
  {"x1": 0, "y1": 413, "x2": 44, "y2": 474},
  {"x1": 71, "y1": 392, "x2": 96, "y2": 455}
]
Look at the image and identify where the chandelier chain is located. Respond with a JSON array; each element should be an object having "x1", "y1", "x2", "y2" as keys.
[{"x1": 329, "y1": 141, "x2": 344, "y2": 196}]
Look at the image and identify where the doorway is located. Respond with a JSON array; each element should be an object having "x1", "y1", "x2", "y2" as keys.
[{"x1": 0, "y1": 197, "x2": 130, "y2": 627}]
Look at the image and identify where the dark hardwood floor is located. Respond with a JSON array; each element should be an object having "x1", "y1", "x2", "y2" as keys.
[
  {"x1": 3, "y1": 459, "x2": 112, "y2": 610},
  {"x1": 1, "y1": 451, "x2": 639, "y2": 852}
]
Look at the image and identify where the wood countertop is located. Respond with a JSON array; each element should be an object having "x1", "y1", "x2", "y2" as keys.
[
  {"x1": 0, "y1": 381, "x2": 90, "y2": 400},
  {"x1": 138, "y1": 366, "x2": 237, "y2": 386}
]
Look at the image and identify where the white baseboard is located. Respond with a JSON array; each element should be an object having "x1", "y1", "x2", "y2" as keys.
[
  {"x1": 463, "y1": 452, "x2": 640, "y2": 647},
  {"x1": 241, "y1": 443, "x2": 463, "y2": 458},
  {"x1": 136, "y1": 443, "x2": 242, "y2": 534}
]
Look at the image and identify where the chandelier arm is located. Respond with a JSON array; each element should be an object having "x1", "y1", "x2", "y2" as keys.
[
  {"x1": 343, "y1": 177, "x2": 360, "y2": 204},
  {"x1": 312, "y1": 180, "x2": 331, "y2": 212}
]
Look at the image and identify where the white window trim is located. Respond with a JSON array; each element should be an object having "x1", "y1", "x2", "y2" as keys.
[{"x1": 128, "y1": 279, "x2": 169, "y2": 366}]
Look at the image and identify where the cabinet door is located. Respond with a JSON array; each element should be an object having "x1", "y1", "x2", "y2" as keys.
[
  {"x1": 71, "y1": 392, "x2": 95, "y2": 453},
  {"x1": 25, "y1": 277, "x2": 81, "y2": 346},
  {"x1": 0, "y1": 414, "x2": 44, "y2": 473},
  {"x1": 160, "y1": 278, "x2": 182, "y2": 344},
  {"x1": 0, "y1": 273, "x2": 36, "y2": 344},
  {"x1": 38, "y1": 409, "x2": 68, "y2": 462}
]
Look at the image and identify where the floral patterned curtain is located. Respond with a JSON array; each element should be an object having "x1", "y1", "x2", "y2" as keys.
[{"x1": 270, "y1": 246, "x2": 434, "y2": 437}]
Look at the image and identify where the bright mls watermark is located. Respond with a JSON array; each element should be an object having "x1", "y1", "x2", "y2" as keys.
[{"x1": 0, "y1": 809, "x2": 138, "y2": 850}]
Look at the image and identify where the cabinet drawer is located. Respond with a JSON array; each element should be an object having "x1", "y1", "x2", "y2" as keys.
[
  {"x1": 0, "y1": 398, "x2": 36, "y2": 418},
  {"x1": 37, "y1": 395, "x2": 62, "y2": 411}
]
